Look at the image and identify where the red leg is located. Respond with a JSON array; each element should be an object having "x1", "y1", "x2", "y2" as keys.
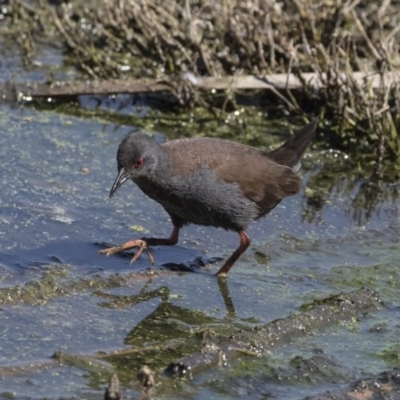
[
  {"x1": 216, "y1": 230, "x2": 251, "y2": 277},
  {"x1": 145, "y1": 226, "x2": 179, "y2": 246}
]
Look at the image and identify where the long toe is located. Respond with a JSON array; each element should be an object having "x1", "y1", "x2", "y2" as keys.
[
  {"x1": 99, "y1": 239, "x2": 149, "y2": 257},
  {"x1": 130, "y1": 239, "x2": 153, "y2": 265},
  {"x1": 99, "y1": 245, "x2": 123, "y2": 256}
]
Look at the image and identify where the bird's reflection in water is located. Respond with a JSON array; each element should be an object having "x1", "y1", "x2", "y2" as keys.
[{"x1": 93, "y1": 272, "x2": 237, "y2": 342}]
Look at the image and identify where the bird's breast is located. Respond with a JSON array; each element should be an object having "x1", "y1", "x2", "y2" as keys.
[{"x1": 135, "y1": 168, "x2": 260, "y2": 230}]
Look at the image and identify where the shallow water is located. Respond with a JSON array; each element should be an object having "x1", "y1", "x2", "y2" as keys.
[{"x1": 0, "y1": 50, "x2": 400, "y2": 399}]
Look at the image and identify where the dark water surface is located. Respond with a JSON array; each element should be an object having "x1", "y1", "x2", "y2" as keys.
[{"x1": 0, "y1": 53, "x2": 400, "y2": 400}]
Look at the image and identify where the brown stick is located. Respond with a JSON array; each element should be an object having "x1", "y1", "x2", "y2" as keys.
[{"x1": 2, "y1": 72, "x2": 400, "y2": 99}]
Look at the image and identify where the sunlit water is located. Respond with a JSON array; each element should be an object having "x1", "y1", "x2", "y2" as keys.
[{"x1": 0, "y1": 50, "x2": 399, "y2": 399}]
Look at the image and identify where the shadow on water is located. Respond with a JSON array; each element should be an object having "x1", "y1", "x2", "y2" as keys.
[{"x1": 0, "y1": 239, "x2": 207, "y2": 272}]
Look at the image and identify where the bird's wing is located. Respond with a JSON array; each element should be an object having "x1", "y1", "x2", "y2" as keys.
[{"x1": 163, "y1": 138, "x2": 301, "y2": 212}]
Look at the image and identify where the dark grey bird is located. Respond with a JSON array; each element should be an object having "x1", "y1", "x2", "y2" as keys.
[{"x1": 100, "y1": 118, "x2": 318, "y2": 276}]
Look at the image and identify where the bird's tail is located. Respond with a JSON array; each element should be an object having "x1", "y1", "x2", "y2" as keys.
[{"x1": 266, "y1": 118, "x2": 318, "y2": 171}]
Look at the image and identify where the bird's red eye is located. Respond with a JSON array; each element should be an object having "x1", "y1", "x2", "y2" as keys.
[{"x1": 134, "y1": 158, "x2": 144, "y2": 168}]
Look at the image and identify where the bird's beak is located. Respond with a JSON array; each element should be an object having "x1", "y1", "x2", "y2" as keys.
[{"x1": 109, "y1": 168, "x2": 129, "y2": 198}]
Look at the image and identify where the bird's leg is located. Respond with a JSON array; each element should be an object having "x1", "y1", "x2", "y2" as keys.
[
  {"x1": 143, "y1": 226, "x2": 179, "y2": 247},
  {"x1": 99, "y1": 227, "x2": 180, "y2": 265},
  {"x1": 215, "y1": 230, "x2": 250, "y2": 277}
]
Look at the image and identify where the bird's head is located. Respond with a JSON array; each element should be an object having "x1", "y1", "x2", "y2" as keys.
[{"x1": 109, "y1": 132, "x2": 162, "y2": 198}]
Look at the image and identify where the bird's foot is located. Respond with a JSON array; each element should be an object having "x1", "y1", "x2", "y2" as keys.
[{"x1": 99, "y1": 239, "x2": 155, "y2": 265}]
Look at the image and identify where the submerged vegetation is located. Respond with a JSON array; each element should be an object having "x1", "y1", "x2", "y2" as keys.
[{"x1": 1, "y1": 0, "x2": 400, "y2": 176}]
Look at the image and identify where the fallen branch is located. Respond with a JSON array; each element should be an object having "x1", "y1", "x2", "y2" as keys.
[
  {"x1": 167, "y1": 288, "x2": 382, "y2": 376},
  {"x1": 2, "y1": 72, "x2": 400, "y2": 99},
  {"x1": 0, "y1": 288, "x2": 382, "y2": 381}
]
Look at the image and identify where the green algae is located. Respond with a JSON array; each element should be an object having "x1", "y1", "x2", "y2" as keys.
[{"x1": 0, "y1": 265, "x2": 173, "y2": 306}]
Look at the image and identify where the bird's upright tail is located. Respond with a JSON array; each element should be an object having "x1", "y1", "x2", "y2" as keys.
[{"x1": 266, "y1": 118, "x2": 318, "y2": 171}]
